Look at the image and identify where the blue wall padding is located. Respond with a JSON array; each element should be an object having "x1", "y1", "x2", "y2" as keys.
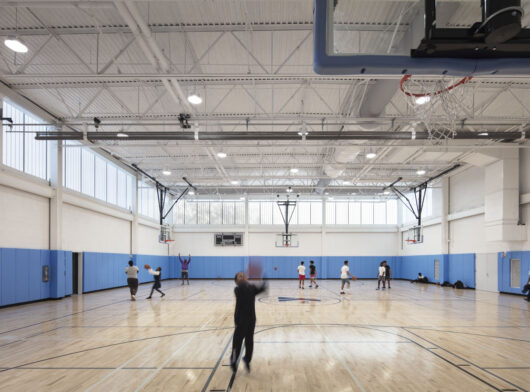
[
  {"x1": 0, "y1": 248, "x2": 72, "y2": 306},
  {"x1": 83, "y1": 252, "x2": 132, "y2": 292},
  {"x1": 448, "y1": 254, "x2": 475, "y2": 288},
  {"x1": 498, "y1": 251, "x2": 530, "y2": 294}
]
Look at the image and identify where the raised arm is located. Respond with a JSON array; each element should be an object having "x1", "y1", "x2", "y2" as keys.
[
  {"x1": 188, "y1": 254, "x2": 191, "y2": 264},
  {"x1": 179, "y1": 253, "x2": 183, "y2": 263},
  {"x1": 148, "y1": 268, "x2": 160, "y2": 276}
]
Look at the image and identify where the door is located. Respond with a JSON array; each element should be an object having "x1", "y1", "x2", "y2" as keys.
[
  {"x1": 475, "y1": 253, "x2": 498, "y2": 292},
  {"x1": 72, "y1": 253, "x2": 79, "y2": 294}
]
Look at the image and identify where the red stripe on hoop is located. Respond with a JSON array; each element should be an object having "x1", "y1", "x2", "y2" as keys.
[{"x1": 400, "y1": 74, "x2": 473, "y2": 98}]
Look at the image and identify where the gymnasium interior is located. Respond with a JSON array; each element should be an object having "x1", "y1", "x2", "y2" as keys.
[{"x1": 0, "y1": 0, "x2": 529, "y2": 391}]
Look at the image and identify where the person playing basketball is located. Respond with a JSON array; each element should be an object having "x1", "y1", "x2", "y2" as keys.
[
  {"x1": 179, "y1": 253, "x2": 191, "y2": 285},
  {"x1": 340, "y1": 260, "x2": 353, "y2": 294},
  {"x1": 377, "y1": 261, "x2": 386, "y2": 290},
  {"x1": 309, "y1": 260, "x2": 319, "y2": 288},
  {"x1": 125, "y1": 260, "x2": 139, "y2": 301},
  {"x1": 384, "y1": 261, "x2": 391, "y2": 289},
  {"x1": 297, "y1": 261, "x2": 306, "y2": 289},
  {"x1": 145, "y1": 265, "x2": 165, "y2": 299}
]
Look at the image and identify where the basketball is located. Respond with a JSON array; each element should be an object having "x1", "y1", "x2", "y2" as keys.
[
  {"x1": 144, "y1": 264, "x2": 150, "y2": 270},
  {"x1": 352, "y1": 275, "x2": 357, "y2": 281},
  {"x1": 246, "y1": 259, "x2": 263, "y2": 279}
]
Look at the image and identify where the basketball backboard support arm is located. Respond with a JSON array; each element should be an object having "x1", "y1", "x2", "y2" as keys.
[
  {"x1": 383, "y1": 164, "x2": 460, "y2": 227},
  {"x1": 313, "y1": 0, "x2": 530, "y2": 76},
  {"x1": 276, "y1": 198, "x2": 298, "y2": 236},
  {"x1": 132, "y1": 164, "x2": 196, "y2": 226}
]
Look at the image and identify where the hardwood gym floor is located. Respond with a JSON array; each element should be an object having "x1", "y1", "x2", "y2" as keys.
[{"x1": 0, "y1": 280, "x2": 528, "y2": 391}]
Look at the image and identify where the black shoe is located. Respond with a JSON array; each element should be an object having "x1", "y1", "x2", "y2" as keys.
[
  {"x1": 161, "y1": 293, "x2": 165, "y2": 297},
  {"x1": 230, "y1": 362, "x2": 237, "y2": 373},
  {"x1": 146, "y1": 296, "x2": 152, "y2": 299},
  {"x1": 243, "y1": 359, "x2": 250, "y2": 373}
]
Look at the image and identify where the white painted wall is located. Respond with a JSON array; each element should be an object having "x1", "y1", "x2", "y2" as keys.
[
  {"x1": 449, "y1": 166, "x2": 484, "y2": 214},
  {"x1": 324, "y1": 232, "x2": 397, "y2": 256},
  {"x1": 137, "y1": 223, "x2": 169, "y2": 256},
  {"x1": 62, "y1": 203, "x2": 131, "y2": 254},
  {"x1": 400, "y1": 223, "x2": 442, "y2": 256},
  {"x1": 0, "y1": 184, "x2": 49, "y2": 249}
]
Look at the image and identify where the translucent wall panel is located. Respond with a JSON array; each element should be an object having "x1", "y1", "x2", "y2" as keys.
[
  {"x1": 106, "y1": 164, "x2": 117, "y2": 205},
  {"x1": 326, "y1": 202, "x2": 336, "y2": 224},
  {"x1": 223, "y1": 202, "x2": 235, "y2": 224},
  {"x1": 311, "y1": 202, "x2": 322, "y2": 224},
  {"x1": 117, "y1": 170, "x2": 127, "y2": 208},
  {"x1": 64, "y1": 142, "x2": 81, "y2": 192},
  {"x1": 260, "y1": 202, "x2": 273, "y2": 224},
  {"x1": 2, "y1": 101, "x2": 24, "y2": 172},
  {"x1": 197, "y1": 202, "x2": 210, "y2": 224},
  {"x1": 95, "y1": 156, "x2": 107, "y2": 201},
  {"x1": 210, "y1": 202, "x2": 222, "y2": 224},
  {"x1": 81, "y1": 149, "x2": 95, "y2": 197},
  {"x1": 24, "y1": 118, "x2": 47, "y2": 179},
  {"x1": 361, "y1": 202, "x2": 374, "y2": 224},
  {"x1": 386, "y1": 199, "x2": 397, "y2": 225},
  {"x1": 248, "y1": 202, "x2": 260, "y2": 224},
  {"x1": 373, "y1": 202, "x2": 386, "y2": 224},
  {"x1": 297, "y1": 202, "x2": 311, "y2": 224},
  {"x1": 185, "y1": 202, "x2": 197, "y2": 224},
  {"x1": 336, "y1": 202, "x2": 349, "y2": 224},
  {"x1": 349, "y1": 202, "x2": 361, "y2": 224},
  {"x1": 235, "y1": 202, "x2": 245, "y2": 224},
  {"x1": 126, "y1": 175, "x2": 134, "y2": 211}
]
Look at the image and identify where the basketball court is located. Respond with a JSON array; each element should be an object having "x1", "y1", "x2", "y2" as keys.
[{"x1": 1, "y1": 0, "x2": 530, "y2": 391}]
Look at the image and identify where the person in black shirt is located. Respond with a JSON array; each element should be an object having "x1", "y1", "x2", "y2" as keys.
[
  {"x1": 309, "y1": 260, "x2": 319, "y2": 288},
  {"x1": 384, "y1": 261, "x2": 391, "y2": 289},
  {"x1": 230, "y1": 271, "x2": 267, "y2": 373},
  {"x1": 146, "y1": 266, "x2": 165, "y2": 299}
]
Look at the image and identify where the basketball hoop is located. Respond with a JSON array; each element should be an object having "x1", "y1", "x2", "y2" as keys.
[
  {"x1": 405, "y1": 239, "x2": 417, "y2": 245},
  {"x1": 400, "y1": 74, "x2": 473, "y2": 144}
]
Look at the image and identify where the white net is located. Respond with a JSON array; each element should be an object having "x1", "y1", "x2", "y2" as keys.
[{"x1": 400, "y1": 76, "x2": 473, "y2": 144}]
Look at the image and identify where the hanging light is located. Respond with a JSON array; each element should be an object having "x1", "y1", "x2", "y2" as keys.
[
  {"x1": 162, "y1": 169, "x2": 171, "y2": 176},
  {"x1": 230, "y1": 180, "x2": 240, "y2": 185},
  {"x1": 416, "y1": 169, "x2": 426, "y2": 175},
  {"x1": 290, "y1": 168, "x2": 299, "y2": 173},
  {"x1": 217, "y1": 152, "x2": 227, "y2": 158},
  {"x1": 4, "y1": 37, "x2": 28, "y2": 53},
  {"x1": 286, "y1": 186, "x2": 293, "y2": 193},
  {"x1": 187, "y1": 93, "x2": 202, "y2": 105},
  {"x1": 366, "y1": 152, "x2": 377, "y2": 159},
  {"x1": 116, "y1": 132, "x2": 128, "y2": 138}
]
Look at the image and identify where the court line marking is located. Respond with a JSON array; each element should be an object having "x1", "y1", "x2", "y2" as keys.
[
  {"x1": 0, "y1": 326, "x2": 233, "y2": 373},
  {"x1": 134, "y1": 315, "x2": 214, "y2": 392},
  {"x1": 202, "y1": 333, "x2": 234, "y2": 392},
  {"x1": 311, "y1": 317, "x2": 367, "y2": 392},
  {"x1": 405, "y1": 327, "x2": 530, "y2": 343},
  {"x1": 84, "y1": 338, "x2": 159, "y2": 392},
  {"x1": 403, "y1": 328, "x2": 527, "y2": 392}
]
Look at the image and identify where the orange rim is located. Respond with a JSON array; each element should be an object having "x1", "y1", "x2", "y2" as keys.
[{"x1": 400, "y1": 74, "x2": 473, "y2": 98}]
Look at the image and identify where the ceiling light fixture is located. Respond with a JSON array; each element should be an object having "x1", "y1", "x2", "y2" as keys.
[
  {"x1": 230, "y1": 180, "x2": 240, "y2": 185},
  {"x1": 286, "y1": 186, "x2": 293, "y2": 193},
  {"x1": 187, "y1": 93, "x2": 202, "y2": 105},
  {"x1": 162, "y1": 170, "x2": 171, "y2": 176},
  {"x1": 416, "y1": 169, "x2": 426, "y2": 175},
  {"x1": 188, "y1": 190, "x2": 195, "y2": 196},
  {"x1": 383, "y1": 190, "x2": 390, "y2": 195},
  {"x1": 290, "y1": 168, "x2": 299, "y2": 173},
  {"x1": 116, "y1": 132, "x2": 128, "y2": 138},
  {"x1": 343, "y1": 180, "x2": 351, "y2": 185},
  {"x1": 415, "y1": 96, "x2": 431, "y2": 105},
  {"x1": 478, "y1": 132, "x2": 489, "y2": 136},
  {"x1": 216, "y1": 152, "x2": 227, "y2": 158},
  {"x1": 366, "y1": 152, "x2": 377, "y2": 159},
  {"x1": 4, "y1": 37, "x2": 28, "y2": 53}
]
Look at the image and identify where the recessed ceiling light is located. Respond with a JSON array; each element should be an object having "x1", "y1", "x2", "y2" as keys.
[
  {"x1": 116, "y1": 132, "x2": 128, "y2": 138},
  {"x1": 416, "y1": 169, "x2": 426, "y2": 175},
  {"x1": 415, "y1": 96, "x2": 431, "y2": 105},
  {"x1": 366, "y1": 152, "x2": 377, "y2": 159},
  {"x1": 290, "y1": 168, "x2": 299, "y2": 173},
  {"x1": 286, "y1": 187, "x2": 293, "y2": 193},
  {"x1": 4, "y1": 38, "x2": 28, "y2": 53},
  {"x1": 187, "y1": 93, "x2": 202, "y2": 105},
  {"x1": 188, "y1": 190, "x2": 195, "y2": 195},
  {"x1": 230, "y1": 180, "x2": 240, "y2": 185},
  {"x1": 162, "y1": 170, "x2": 171, "y2": 176},
  {"x1": 478, "y1": 132, "x2": 488, "y2": 136},
  {"x1": 217, "y1": 152, "x2": 227, "y2": 158}
]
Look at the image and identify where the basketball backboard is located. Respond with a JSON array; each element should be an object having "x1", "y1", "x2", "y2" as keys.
[{"x1": 314, "y1": 0, "x2": 530, "y2": 76}]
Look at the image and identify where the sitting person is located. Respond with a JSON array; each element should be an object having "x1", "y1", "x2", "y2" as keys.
[{"x1": 411, "y1": 272, "x2": 428, "y2": 283}]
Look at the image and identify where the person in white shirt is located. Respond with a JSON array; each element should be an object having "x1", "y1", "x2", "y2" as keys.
[
  {"x1": 297, "y1": 261, "x2": 306, "y2": 289},
  {"x1": 125, "y1": 260, "x2": 139, "y2": 301},
  {"x1": 340, "y1": 260, "x2": 353, "y2": 294},
  {"x1": 377, "y1": 261, "x2": 386, "y2": 290},
  {"x1": 146, "y1": 266, "x2": 165, "y2": 299}
]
